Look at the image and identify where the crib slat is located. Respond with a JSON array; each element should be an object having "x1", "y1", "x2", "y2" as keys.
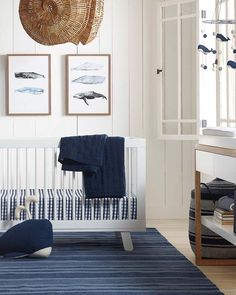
[
  {"x1": 44, "y1": 148, "x2": 48, "y2": 219},
  {"x1": 25, "y1": 148, "x2": 29, "y2": 199},
  {"x1": 53, "y1": 148, "x2": 57, "y2": 221},
  {"x1": 128, "y1": 148, "x2": 132, "y2": 220},
  {"x1": 81, "y1": 175, "x2": 85, "y2": 220},
  {"x1": 7, "y1": 149, "x2": 10, "y2": 220},
  {"x1": 34, "y1": 148, "x2": 39, "y2": 219},
  {"x1": 16, "y1": 149, "x2": 21, "y2": 217},
  {"x1": 63, "y1": 170, "x2": 66, "y2": 220},
  {"x1": 136, "y1": 146, "x2": 146, "y2": 221}
]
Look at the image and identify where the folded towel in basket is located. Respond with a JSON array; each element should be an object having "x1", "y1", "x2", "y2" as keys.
[
  {"x1": 58, "y1": 135, "x2": 126, "y2": 198},
  {"x1": 217, "y1": 195, "x2": 234, "y2": 211}
]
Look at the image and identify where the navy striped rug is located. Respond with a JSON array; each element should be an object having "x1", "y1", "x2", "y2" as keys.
[{"x1": 0, "y1": 229, "x2": 223, "y2": 295}]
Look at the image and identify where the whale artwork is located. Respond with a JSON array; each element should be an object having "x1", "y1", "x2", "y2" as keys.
[
  {"x1": 73, "y1": 91, "x2": 107, "y2": 105},
  {"x1": 72, "y1": 75, "x2": 105, "y2": 84},
  {"x1": 198, "y1": 44, "x2": 217, "y2": 55},
  {"x1": 71, "y1": 62, "x2": 103, "y2": 71},
  {"x1": 15, "y1": 72, "x2": 45, "y2": 79},
  {"x1": 15, "y1": 87, "x2": 44, "y2": 95},
  {"x1": 67, "y1": 54, "x2": 110, "y2": 115},
  {"x1": 216, "y1": 33, "x2": 230, "y2": 42}
]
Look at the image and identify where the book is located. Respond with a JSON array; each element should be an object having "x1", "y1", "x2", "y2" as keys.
[
  {"x1": 214, "y1": 211, "x2": 233, "y2": 220},
  {"x1": 215, "y1": 208, "x2": 234, "y2": 216},
  {"x1": 214, "y1": 217, "x2": 234, "y2": 225}
]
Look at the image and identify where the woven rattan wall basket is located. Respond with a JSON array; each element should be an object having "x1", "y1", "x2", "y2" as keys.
[{"x1": 19, "y1": 0, "x2": 104, "y2": 46}]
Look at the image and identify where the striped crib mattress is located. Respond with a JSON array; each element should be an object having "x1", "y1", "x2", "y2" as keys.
[{"x1": 0, "y1": 189, "x2": 137, "y2": 221}]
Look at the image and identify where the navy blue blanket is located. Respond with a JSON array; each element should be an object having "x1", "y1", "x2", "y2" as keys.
[{"x1": 58, "y1": 135, "x2": 125, "y2": 198}]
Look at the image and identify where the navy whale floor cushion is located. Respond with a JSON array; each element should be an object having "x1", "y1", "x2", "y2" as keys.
[{"x1": 0, "y1": 219, "x2": 53, "y2": 258}]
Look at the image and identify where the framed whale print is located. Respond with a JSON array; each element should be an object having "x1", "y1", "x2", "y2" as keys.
[
  {"x1": 7, "y1": 54, "x2": 51, "y2": 115},
  {"x1": 66, "y1": 54, "x2": 111, "y2": 115}
]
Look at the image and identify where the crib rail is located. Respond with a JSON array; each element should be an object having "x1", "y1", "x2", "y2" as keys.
[{"x1": 0, "y1": 137, "x2": 145, "y2": 232}]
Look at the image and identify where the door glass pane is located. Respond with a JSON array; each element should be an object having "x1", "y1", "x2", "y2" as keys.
[
  {"x1": 181, "y1": 2, "x2": 195, "y2": 16},
  {"x1": 181, "y1": 17, "x2": 196, "y2": 120},
  {"x1": 163, "y1": 20, "x2": 178, "y2": 120},
  {"x1": 162, "y1": 122, "x2": 178, "y2": 135},
  {"x1": 163, "y1": 5, "x2": 177, "y2": 18},
  {"x1": 181, "y1": 123, "x2": 196, "y2": 135}
]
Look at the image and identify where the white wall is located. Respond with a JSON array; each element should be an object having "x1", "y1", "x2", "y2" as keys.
[
  {"x1": 0, "y1": 0, "x2": 195, "y2": 220},
  {"x1": 0, "y1": 0, "x2": 143, "y2": 138}
]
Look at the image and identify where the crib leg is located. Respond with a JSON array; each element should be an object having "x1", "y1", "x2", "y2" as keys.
[{"x1": 121, "y1": 232, "x2": 133, "y2": 251}]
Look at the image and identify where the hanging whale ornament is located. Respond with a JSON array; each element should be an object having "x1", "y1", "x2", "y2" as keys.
[
  {"x1": 198, "y1": 44, "x2": 216, "y2": 55},
  {"x1": 227, "y1": 60, "x2": 236, "y2": 69},
  {"x1": 200, "y1": 64, "x2": 207, "y2": 70},
  {"x1": 216, "y1": 33, "x2": 230, "y2": 42}
]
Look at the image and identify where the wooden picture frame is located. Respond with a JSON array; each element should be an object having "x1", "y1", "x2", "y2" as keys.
[
  {"x1": 66, "y1": 54, "x2": 111, "y2": 115},
  {"x1": 7, "y1": 54, "x2": 51, "y2": 116}
]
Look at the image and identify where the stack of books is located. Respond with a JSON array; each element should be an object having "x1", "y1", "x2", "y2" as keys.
[{"x1": 214, "y1": 208, "x2": 234, "y2": 225}]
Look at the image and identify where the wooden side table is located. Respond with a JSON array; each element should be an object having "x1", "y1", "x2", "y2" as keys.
[{"x1": 195, "y1": 143, "x2": 236, "y2": 266}]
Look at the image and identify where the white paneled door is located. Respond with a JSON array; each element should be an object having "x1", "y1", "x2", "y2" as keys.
[{"x1": 157, "y1": 0, "x2": 199, "y2": 140}]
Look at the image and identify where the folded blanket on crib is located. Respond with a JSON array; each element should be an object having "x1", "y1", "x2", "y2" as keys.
[{"x1": 58, "y1": 135, "x2": 126, "y2": 198}]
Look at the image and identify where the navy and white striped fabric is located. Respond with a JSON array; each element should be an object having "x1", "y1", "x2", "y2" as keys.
[{"x1": 0, "y1": 189, "x2": 137, "y2": 221}]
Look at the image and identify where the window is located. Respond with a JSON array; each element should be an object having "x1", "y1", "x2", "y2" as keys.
[{"x1": 199, "y1": 0, "x2": 236, "y2": 128}]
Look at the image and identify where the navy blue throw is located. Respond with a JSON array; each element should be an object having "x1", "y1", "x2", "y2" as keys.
[
  {"x1": 58, "y1": 135, "x2": 126, "y2": 198},
  {"x1": 0, "y1": 229, "x2": 224, "y2": 294},
  {"x1": 0, "y1": 219, "x2": 53, "y2": 258}
]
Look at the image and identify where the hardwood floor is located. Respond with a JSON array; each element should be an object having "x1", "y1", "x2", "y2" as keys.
[{"x1": 147, "y1": 219, "x2": 236, "y2": 295}]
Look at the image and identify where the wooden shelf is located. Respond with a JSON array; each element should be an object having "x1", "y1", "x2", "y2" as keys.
[{"x1": 202, "y1": 216, "x2": 236, "y2": 246}]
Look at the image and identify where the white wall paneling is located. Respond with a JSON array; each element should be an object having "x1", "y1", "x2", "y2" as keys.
[{"x1": 0, "y1": 0, "x2": 196, "y2": 219}]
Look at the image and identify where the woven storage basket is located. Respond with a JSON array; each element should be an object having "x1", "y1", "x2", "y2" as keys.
[
  {"x1": 189, "y1": 178, "x2": 236, "y2": 258},
  {"x1": 19, "y1": 0, "x2": 94, "y2": 46}
]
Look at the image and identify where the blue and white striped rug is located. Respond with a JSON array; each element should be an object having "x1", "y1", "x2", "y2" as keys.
[{"x1": 0, "y1": 229, "x2": 223, "y2": 295}]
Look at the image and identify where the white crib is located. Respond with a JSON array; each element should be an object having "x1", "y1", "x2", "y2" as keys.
[{"x1": 0, "y1": 137, "x2": 146, "y2": 250}]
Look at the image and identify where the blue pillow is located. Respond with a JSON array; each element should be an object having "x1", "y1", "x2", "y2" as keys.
[{"x1": 0, "y1": 219, "x2": 53, "y2": 258}]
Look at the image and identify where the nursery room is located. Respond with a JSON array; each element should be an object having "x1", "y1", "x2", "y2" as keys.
[{"x1": 1, "y1": 0, "x2": 236, "y2": 294}]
